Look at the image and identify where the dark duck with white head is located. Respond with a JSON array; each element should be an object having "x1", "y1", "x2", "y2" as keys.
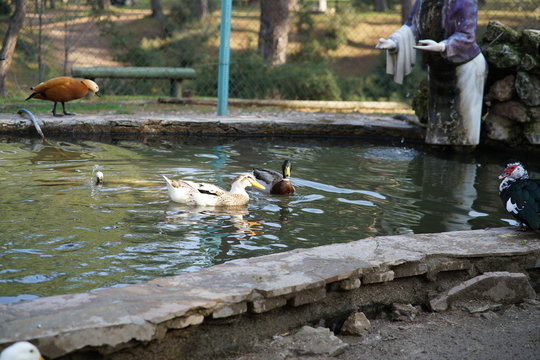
[
  {"x1": 498, "y1": 161, "x2": 540, "y2": 231},
  {"x1": 253, "y1": 160, "x2": 295, "y2": 195}
]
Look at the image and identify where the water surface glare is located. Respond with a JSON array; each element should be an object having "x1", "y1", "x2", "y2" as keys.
[{"x1": 0, "y1": 136, "x2": 531, "y2": 302}]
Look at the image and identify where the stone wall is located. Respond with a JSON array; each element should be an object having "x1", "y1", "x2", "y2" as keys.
[
  {"x1": 482, "y1": 21, "x2": 540, "y2": 146},
  {"x1": 0, "y1": 227, "x2": 539, "y2": 359}
]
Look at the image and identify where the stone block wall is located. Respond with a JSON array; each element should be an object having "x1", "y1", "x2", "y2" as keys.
[
  {"x1": 482, "y1": 21, "x2": 540, "y2": 146},
  {"x1": 1, "y1": 227, "x2": 539, "y2": 359}
]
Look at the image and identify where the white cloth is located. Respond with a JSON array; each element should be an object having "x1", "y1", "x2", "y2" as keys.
[
  {"x1": 455, "y1": 52, "x2": 487, "y2": 145},
  {"x1": 386, "y1": 25, "x2": 416, "y2": 84}
]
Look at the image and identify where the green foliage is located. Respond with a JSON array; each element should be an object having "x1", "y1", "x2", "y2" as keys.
[
  {"x1": 292, "y1": 5, "x2": 352, "y2": 62},
  {"x1": 352, "y1": 0, "x2": 400, "y2": 11},
  {"x1": 271, "y1": 63, "x2": 341, "y2": 100},
  {"x1": 0, "y1": 0, "x2": 11, "y2": 15},
  {"x1": 169, "y1": 0, "x2": 219, "y2": 28},
  {"x1": 195, "y1": 51, "x2": 270, "y2": 99},
  {"x1": 338, "y1": 53, "x2": 426, "y2": 102}
]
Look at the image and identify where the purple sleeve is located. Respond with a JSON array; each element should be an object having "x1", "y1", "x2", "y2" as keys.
[
  {"x1": 442, "y1": 0, "x2": 481, "y2": 63},
  {"x1": 405, "y1": 0, "x2": 422, "y2": 40}
]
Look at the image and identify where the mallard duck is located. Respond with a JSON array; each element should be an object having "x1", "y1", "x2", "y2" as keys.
[
  {"x1": 163, "y1": 173, "x2": 265, "y2": 206},
  {"x1": 25, "y1": 76, "x2": 100, "y2": 117},
  {"x1": 0, "y1": 342, "x2": 44, "y2": 360},
  {"x1": 253, "y1": 160, "x2": 295, "y2": 195}
]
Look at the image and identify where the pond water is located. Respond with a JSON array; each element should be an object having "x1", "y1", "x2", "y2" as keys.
[{"x1": 0, "y1": 135, "x2": 534, "y2": 303}]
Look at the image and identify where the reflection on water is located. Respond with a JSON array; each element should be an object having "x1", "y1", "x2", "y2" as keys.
[{"x1": 0, "y1": 135, "x2": 535, "y2": 302}]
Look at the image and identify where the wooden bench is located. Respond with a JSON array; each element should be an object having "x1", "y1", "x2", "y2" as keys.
[{"x1": 71, "y1": 66, "x2": 197, "y2": 97}]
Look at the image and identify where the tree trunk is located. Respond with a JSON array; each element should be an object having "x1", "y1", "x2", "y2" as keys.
[
  {"x1": 317, "y1": 0, "x2": 327, "y2": 12},
  {"x1": 258, "y1": 0, "x2": 290, "y2": 66},
  {"x1": 98, "y1": 0, "x2": 111, "y2": 10},
  {"x1": 194, "y1": 0, "x2": 209, "y2": 20},
  {"x1": 401, "y1": 0, "x2": 415, "y2": 23},
  {"x1": 151, "y1": 0, "x2": 163, "y2": 19},
  {"x1": 373, "y1": 0, "x2": 388, "y2": 12},
  {"x1": 0, "y1": 0, "x2": 27, "y2": 96}
]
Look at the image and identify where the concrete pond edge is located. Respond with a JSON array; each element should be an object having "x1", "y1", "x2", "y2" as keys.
[{"x1": 1, "y1": 227, "x2": 539, "y2": 359}]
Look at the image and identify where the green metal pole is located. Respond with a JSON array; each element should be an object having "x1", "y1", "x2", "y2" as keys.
[{"x1": 217, "y1": 0, "x2": 232, "y2": 116}]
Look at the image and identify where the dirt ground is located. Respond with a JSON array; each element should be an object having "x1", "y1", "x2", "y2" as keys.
[{"x1": 226, "y1": 300, "x2": 540, "y2": 360}]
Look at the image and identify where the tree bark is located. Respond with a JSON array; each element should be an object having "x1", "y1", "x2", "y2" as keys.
[
  {"x1": 401, "y1": 0, "x2": 415, "y2": 23},
  {"x1": 258, "y1": 0, "x2": 290, "y2": 66},
  {"x1": 194, "y1": 0, "x2": 209, "y2": 20},
  {"x1": 374, "y1": 0, "x2": 388, "y2": 12},
  {"x1": 98, "y1": 0, "x2": 111, "y2": 10},
  {"x1": 0, "y1": 0, "x2": 27, "y2": 96},
  {"x1": 151, "y1": 0, "x2": 163, "y2": 19}
]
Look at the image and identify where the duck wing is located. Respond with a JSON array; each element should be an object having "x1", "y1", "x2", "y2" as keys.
[
  {"x1": 191, "y1": 181, "x2": 227, "y2": 197},
  {"x1": 502, "y1": 179, "x2": 540, "y2": 230},
  {"x1": 253, "y1": 168, "x2": 283, "y2": 186}
]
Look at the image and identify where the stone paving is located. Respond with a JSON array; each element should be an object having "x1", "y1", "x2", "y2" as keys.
[
  {"x1": 0, "y1": 227, "x2": 539, "y2": 359},
  {"x1": 0, "y1": 110, "x2": 423, "y2": 140}
]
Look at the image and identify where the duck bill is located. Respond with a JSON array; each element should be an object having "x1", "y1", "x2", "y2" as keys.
[
  {"x1": 252, "y1": 180, "x2": 266, "y2": 189},
  {"x1": 498, "y1": 168, "x2": 512, "y2": 180}
]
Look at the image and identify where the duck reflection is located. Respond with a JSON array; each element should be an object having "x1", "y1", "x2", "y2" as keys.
[
  {"x1": 164, "y1": 204, "x2": 264, "y2": 237},
  {"x1": 163, "y1": 204, "x2": 264, "y2": 265}
]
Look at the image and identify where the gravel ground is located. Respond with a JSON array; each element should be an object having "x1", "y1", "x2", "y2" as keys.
[{"x1": 226, "y1": 300, "x2": 540, "y2": 360}]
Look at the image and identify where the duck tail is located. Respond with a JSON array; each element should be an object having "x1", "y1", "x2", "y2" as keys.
[
  {"x1": 162, "y1": 175, "x2": 173, "y2": 185},
  {"x1": 25, "y1": 92, "x2": 36, "y2": 101}
]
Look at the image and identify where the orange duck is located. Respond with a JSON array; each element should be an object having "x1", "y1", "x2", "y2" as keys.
[{"x1": 25, "y1": 76, "x2": 100, "y2": 117}]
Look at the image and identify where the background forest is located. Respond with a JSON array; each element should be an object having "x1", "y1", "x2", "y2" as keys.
[{"x1": 0, "y1": 0, "x2": 538, "y2": 102}]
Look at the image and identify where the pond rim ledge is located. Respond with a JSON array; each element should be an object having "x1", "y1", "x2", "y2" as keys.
[{"x1": 0, "y1": 227, "x2": 539, "y2": 359}]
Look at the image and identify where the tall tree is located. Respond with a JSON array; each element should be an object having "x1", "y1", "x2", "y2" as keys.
[
  {"x1": 194, "y1": 0, "x2": 209, "y2": 20},
  {"x1": 151, "y1": 0, "x2": 163, "y2": 19},
  {"x1": 258, "y1": 0, "x2": 290, "y2": 66},
  {"x1": 0, "y1": 0, "x2": 27, "y2": 96},
  {"x1": 373, "y1": 0, "x2": 388, "y2": 12}
]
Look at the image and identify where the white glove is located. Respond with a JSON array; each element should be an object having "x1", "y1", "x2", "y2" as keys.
[
  {"x1": 413, "y1": 39, "x2": 446, "y2": 52},
  {"x1": 375, "y1": 38, "x2": 397, "y2": 50}
]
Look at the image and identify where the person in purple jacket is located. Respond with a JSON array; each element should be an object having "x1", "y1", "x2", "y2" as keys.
[{"x1": 376, "y1": 0, "x2": 487, "y2": 146}]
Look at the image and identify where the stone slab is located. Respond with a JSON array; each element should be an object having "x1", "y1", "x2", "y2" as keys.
[
  {"x1": 429, "y1": 271, "x2": 536, "y2": 311},
  {"x1": 0, "y1": 227, "x2": 539, "y2": 359},
  {"x1": 0, "y1": 112, "x2": 424, "y2": 140}
]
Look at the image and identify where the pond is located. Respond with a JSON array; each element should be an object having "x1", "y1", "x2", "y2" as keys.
[{"x1": 0, "y1": 135, "x2": 533, "y2": 303}]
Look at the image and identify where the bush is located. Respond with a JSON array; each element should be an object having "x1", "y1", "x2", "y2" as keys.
[
  {"x1": 271, "y1": 63, "x2": 341, "y2": 100},
  {"x1": 0, "y1": 0, "x2": 11, "y2": 15},
  {"x1": 338, "y1": 52, "x2": 426, "y2": 102},
  {"x1": 195, "y1": 51, "x2": 271, "y2": 99}
]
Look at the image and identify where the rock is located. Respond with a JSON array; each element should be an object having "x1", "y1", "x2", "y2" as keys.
[
  {"x1": 485, "y1": 75, "x2": 515, "y2": 102},
  {"x1": 341, "y1": 312, "x2": 371, "y2": 336},
  {"x1": 480, "y1": 311, "x2": 499, "y2": 320},
  {"x1": 460, "y1": 301, "x2": 502, "y2": 314},
  {"x1": 483, "y1": 113, "x2": 520, "y2": 142},
  {"x1": 531, "y1": 107, "x2": 540, "y2": 122},
  {"x1": 522, "y1": 29, "x2": 540, "y2": 58},
  {"x1": 515, "y1": 71, "x2": 540, "y2": 106},
  {"x1": 390, "y1": 303, "x2": 419, "y2": 321},
  {"x1": 483, "y1": 20, "x2": 521, "y2": 45},
  {"x1": 524, "y1": 121, "x2": 540, "y2": 145},
  {"x1": 520, "y1": 54, "x2": 538, "y2": 72},
  {"x1": 274, "y1": 326, "x2": 348, "y2": 357},
  {"x1": 483, "y1": 44, "x2": 522, "y2": 69},
  {"x1": 490, "y1": 100, "x2": 529, "y2": 123},
  {"x1": 429, "y1": 272, "x2": 536, "y2": 312}
]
